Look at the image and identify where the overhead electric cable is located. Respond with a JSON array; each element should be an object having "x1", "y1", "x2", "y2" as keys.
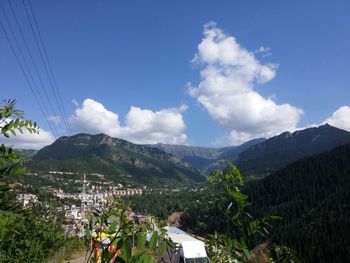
[
  {"x1": 23, "y1": 0, "x2": 72, "y2": 135},
  {"x1": 4, "y1": 0, "x2": 64, "y2": 135},
  {"x1": 0, "y1": 18, "x2": 58, "y2": 138}
]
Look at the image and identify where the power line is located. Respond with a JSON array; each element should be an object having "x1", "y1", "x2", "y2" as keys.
[
  {"x1": 21, "y1": 0, "x2": 67, "y2": 135},
  {"x1": 0, "y1": 2, "x2": 58, "y2": 138},
  {"x1": 23, "y1": 0, "x2": 73, "y2": 135},
  {"x1": 0, "y1": 18, "x2": 58, "y2": 139},
  {"x1": 4, "y1": 0, "x2": 64, "y2": 135},
  {"x1": 28, "y1": 0, "x2": 72, "y2": 135}
]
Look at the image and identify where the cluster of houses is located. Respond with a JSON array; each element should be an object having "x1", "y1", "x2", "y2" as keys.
[
  {"x1": 53, "y1": 185, "x2": 143, "y2": 205},
  {"x1": 17, "y1": 193, "x2": 38, "y2": 207},
  {"x1": 17, "y1": 178, "x2": 144, "y2": 237}
]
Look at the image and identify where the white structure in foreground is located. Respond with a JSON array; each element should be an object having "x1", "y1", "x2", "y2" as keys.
[{"x1": 163, "y1": 226, "x2": 210, "y2": 263}]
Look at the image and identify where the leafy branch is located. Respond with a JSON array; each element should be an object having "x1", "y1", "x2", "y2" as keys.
[{"x1": 207, "y1": 160, "x2": 281, "y2": 262}]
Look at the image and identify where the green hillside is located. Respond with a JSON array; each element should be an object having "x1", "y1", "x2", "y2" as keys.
[
  {"x1": 247, "y1": 143, "x2": 350, "y2": 262},
  {"x1": 129, "y1": 143, "x2": 350, "y2": 262},
  {"x1": 147, "y1": 138, "x2": 265, "y2": 172},
  {"x1": 27, "y1": 133, "x2": 205, "y2": 186},
  {"x1": 236, "y1": 124, "x2": 350, "y2": 177}
]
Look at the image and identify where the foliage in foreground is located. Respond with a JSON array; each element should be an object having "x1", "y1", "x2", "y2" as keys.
[
  {"x1": 0, "y1": 99, "x2": 69, "y2": 262},
  {"x1": 126, "y1": 161, "x2": 299, "y2": 262},
  {"x1": 85, "y1": 199, "x2": 174, "y2": 263},
  {"x1": 130, "y1": 145, "x2": 350, "y2": 262},
  {"x1": 205, "y1": 161, "x2": 298, "y2": 263}
]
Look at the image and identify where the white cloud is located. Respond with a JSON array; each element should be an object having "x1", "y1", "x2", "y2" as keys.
[
  {"x1": 0, "y1": 128, "x2": 55, "y2": 149},
  {"x1": 69, "y1": 99, "x2": 121, "y2": 136},
  {"x1": 323, "y1": 106, "x2": 350, "y2": 131},
  {"x1": 69, "y1": 98, "x2": 188, "y2": 144},
  {"x1": 255, "y1": 46, "x2": 272, "y2": 57},
  {"x1": 255, "y1": 46, "x2": 271, "y2": 54},
  {"x1": 189, "y1": 22, "x2": 303, "y2": 145}
]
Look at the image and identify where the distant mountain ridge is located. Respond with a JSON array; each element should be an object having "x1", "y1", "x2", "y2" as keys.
[
  {"x1": 28, "y1": 133, "x2": 205, "y2": 186},
  {"x1": 236, "y1": 124, "x2": 350, "y2": 176},
  {"x1": 17, "y1": 149, "x2": 38, "y2": 161},
  {"x1": 24, "y1": 124, "x2": 350, "y2": 181},
  {"x1": 146, "y1": 143, "x2": 231, "y2": 159},
  {"x1": 148, "y1": 125, "x2": 350, "y2": 177},
  {"x1": 146, "y1": 138, "x2": 266, "y2": 172},
  {"x1": 145, "y1": 143, "x2": 229, "y2": 171}
]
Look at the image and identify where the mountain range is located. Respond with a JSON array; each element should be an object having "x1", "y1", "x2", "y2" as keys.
[
  {"x1": 235, "y1": 124, "x2": 350, "y2": 176},
  {"x1": 27, "y1": 133, "x2": 205, "y2": 186},
  {"x1": 23, "y1": 124, "x2": 350, "y2": 186},
  {"x1": 149, "y1": 124, "x2": 350, "y2": 178},
  {"x1": 147, "y1": 138, "x2": 266, "y2": 172}
]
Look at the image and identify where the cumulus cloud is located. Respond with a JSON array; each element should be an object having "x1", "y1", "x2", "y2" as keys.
[
  {"x1": 189, "y1": 22, "x2": 303, "y2": 144},
  {"x1": 0, "y1": 128, "x2": 55, "y2": 149},
  {"x1": 323, "y1": 106, "x2": 350, "y2": 131},
  {"x1": 69, "y1": 98, "x2": 187, "y2": 144}
]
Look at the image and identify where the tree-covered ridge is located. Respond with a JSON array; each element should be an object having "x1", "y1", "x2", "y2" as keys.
[
  {"x1": 146, "y1": 143, "x2": 230, "y2": 159},
  {"x1": 146, "y1": 125, "x2": 350, "y2": 178},
  {"x1": 16, "y1": 149, "x2": 38, "y2": 161},
  {"x1": 128, "y1": 143, "x2": 350, "y2": 262},
  {"x1": 247, "y1": 143, "x2": 350, "y2": 263},
  {"x1": 146, "y1": 138, "x2": 266, "y2": 172},
  {"x1": 27, "y1": 133, "x2": 206, "y2": 186},
  {"x1": 236, "y1": 124, "x2": 350, "y2": 177}
]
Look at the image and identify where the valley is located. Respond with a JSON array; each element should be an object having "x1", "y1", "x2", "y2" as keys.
[{"x1": 4, "y1": 124, "x2": 350, "y2": 262}]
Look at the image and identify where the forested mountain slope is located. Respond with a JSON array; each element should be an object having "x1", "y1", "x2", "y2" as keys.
[
  {"x1": 128, "y1": 143, "x2": 350, "y2": 262},
  {"x1": 236, "y1": 124, "x2": 350, "y2": 176},
  {"x1": 247, "y1": 143, "x2": 350, "y2": 262},
  {"x1": 147, "y1": 138, "x2": 265, "y2": 172},
  {"x1": 145, "y1": 143, "x2": 229, "y2": 171},
  {"x1": 27, "y1": 133, "x2": 205, "y2": 186}
]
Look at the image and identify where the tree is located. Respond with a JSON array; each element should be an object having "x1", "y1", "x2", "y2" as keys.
[
  {"x1": 207, "y1": 161, "x2": 287, "y2": 263},
  {"x1": 0, "y1": 99, "x2": 39, "y2": 210},
  {"x1": 0, "y1": 99, "x2": 67, "y2": 262},
  {"x1": 85, "y1": 198, "x2": 174, "y2": 263}
]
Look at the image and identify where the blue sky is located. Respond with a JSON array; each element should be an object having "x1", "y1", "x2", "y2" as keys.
[{"x1": 1, "y1": 0, "x2": 349, "y2": 148}]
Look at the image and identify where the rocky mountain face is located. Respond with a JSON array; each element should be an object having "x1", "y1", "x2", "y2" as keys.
[
  {"x1": 28, "y1": 133, "x2": 205, "y2": 186},
  {"x1": 25, "y1": 124, "x2": 350, "y2": 182}
]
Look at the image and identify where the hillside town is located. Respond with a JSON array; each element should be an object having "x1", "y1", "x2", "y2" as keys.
[{"x1": 17, "y1": 172, "x2": 144, "y2": 237}]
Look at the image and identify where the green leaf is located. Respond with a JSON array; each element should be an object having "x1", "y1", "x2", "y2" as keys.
[
  {"x1": 242, "y1": 247, "x2": 252, "y2": 258},
  {"x1": 270, "y1": 215, "x2": 282, "y2": 220},
  {"x1": 137, "y1": 233, "x2": 147, "y2": 250},
  {"x1": 13, "y1": 118, "x2": 19, "y2": 128},
  {"x1": 86, "y1": 228, "x2": 91, "y2": 240},
  {"x1": 149, "y1": 231, "x2": 158, "y2": 250}
]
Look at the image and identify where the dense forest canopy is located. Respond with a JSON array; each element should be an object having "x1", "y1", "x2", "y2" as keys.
[{"x1": 128, "y1": 143, "x2": 350, "y2": 262}]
